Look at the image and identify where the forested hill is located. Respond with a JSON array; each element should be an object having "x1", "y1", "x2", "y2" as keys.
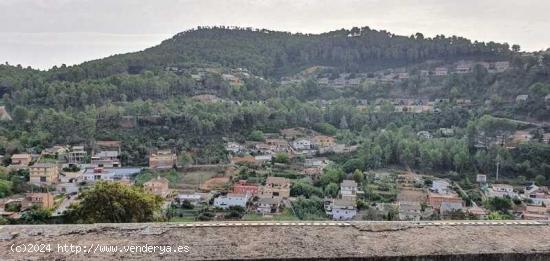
[
  {"x1": 47, "y1": 26, "x2": 515, "y2": 80},
  {"x1": 0, "y1": 26, "x2": 549, "y2": 171}
]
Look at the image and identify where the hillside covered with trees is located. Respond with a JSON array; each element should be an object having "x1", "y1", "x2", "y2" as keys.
[
  {"x1": 0, "y1": 26, "x2": 549, "y2": 183},
  {"x1": 44, "y1": 26, "x2": 516, "y2": 80}
]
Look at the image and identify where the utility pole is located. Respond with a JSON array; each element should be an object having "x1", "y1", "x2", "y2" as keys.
[{"x1": 495, "y1": 153, "x2": 500, "y2": 181}]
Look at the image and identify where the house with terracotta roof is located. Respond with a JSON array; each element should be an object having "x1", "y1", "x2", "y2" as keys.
[
  {"x1": 260, "y1": 177, "x2": 291, "y2": 198},
  {"x1": 312, "y1": 135, "x2": 336, "y2": 148},
  {"x1": 10, "y1": 153, "x2": 32, "y2": 167},
  {"x1": 23, "y1": 193, "x2": 54, "y2": 209},
  {"x1": 265, "y1": 138, "x2": 290, "y2": 152},
  {"x1": 522, "y1": 206, "x2": 549, "y2": 220},
  {"x1": 29, "y1": 163, "x2": 59, "y2": 186},
  {"x1": 256, "y1": 197, "x2": 281, "y2": 214},
  {"x1": 233, "y1": 180, "x2": 260, "y2": 195},
  {"x1": 340, "y1": 180, "x2": 358, "y2": 201},
  {"x1": 427, "y1": 192, "x2": 463, "y2": 211}
]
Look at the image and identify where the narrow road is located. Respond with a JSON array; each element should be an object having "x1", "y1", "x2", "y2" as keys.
[{"x1": 53, "y1": 194, "x2": 78, "y2": 216}]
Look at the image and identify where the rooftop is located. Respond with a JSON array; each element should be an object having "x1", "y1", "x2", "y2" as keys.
[
  {"x1": 341, "y1": 180, "x2": 357, "y2": 187},
  {"x1": 11, "y1": 154, "x2": 31, "y2": 159},
  {"x1": 94, "y1": 150, "x2": 119, "y2": 157},
  {"x1": 30, "y1": 163, "x2": 57, "y2": 168},
  {"x1": 83, "y1": 167, "x2": 141, "y2": 177}
]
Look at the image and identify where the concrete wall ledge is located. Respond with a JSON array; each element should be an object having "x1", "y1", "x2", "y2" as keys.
[{"x1": 1, "y1": 221, "x2": 549, "y2": 260}]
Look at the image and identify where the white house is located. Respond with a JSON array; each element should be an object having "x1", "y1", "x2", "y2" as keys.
[
  {"x1": 82, "y1": 167, "x2": 141, "y2": 182},
  {"x1": 254, "y1": 154, "x2": 273, "y2": 163},
  {"x1": 213, "y1": 193, "x2": 250, "y2": 209},
  {"x1": 292, "y1": 139, "x2": 312, "y2": 151},
  {"x1": 225, "y1": 142, "x2": 245, "y2": 154},
  {"x1": 340, "y1": 180, "x2": 358, "y2": 201},
  {"x1": 434, "y1": 67, "x2": 448, "y2": 76},
  {"x1": 516, "y1": 95, "x2": 529, "y2": 103},
  {"x1": 417, "y1": 131, "x2": 433, "y2": 139},
  {"x1": 176, "y1": 193, "x2": 209, "y2": 206},
  {"x1": 521, "y1": 185, "x2": 550, "y2": 206},
  {"x1": 56, "y1": 182, "x2": 79, "y2": 194},
  {"x1": 304, "y1": 158, "x2": 329, "y2": 168},
  {"x1": 256, "y1": 197, "x2": 281, "y2": 214},
  {"x1": 330, "y1": 199, "x2": 357, "y2": 220},
  {"x1": 494, "y1": 61, "x2": 510, "y2": 72},
  {"x1": 431, "y1": 180, "x2": 450, "y2": 194},
  {"x1": 488, "y1": 184, "x2": 518, "y2": 199},
  {"x1": 440, "y1": 201, "x2": 464, "y2": 215}
]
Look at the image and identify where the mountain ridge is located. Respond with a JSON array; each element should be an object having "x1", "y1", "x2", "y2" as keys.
[{"x1": 33, "y1": 26, "x2": 517, "y2": 81}]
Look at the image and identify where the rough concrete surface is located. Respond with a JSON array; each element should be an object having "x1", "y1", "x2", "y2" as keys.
[{"x1": 0, "y1": 221, "x2": 549, "y2": 260}]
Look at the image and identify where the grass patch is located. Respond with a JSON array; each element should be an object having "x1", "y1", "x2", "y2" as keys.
[
  {"x1": 273, "y1": 209, "x2": 300, "y2": 221},
  {"x1": 178, "y1": 170, "x2": 219, "y2": 190},
  {"x1": 169, "y1": 216, "x2": 196, "y2": 222},
  {"x1": 135, "y1": 169, "x2": 180, "y2": 187},
  {"x1": 242, "y1": 213, "x2": 265, "y2": 221}
]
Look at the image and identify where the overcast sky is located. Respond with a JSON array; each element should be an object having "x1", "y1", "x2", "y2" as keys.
[{"x1": 1, "y1": 0, "x2": 549, "y2": 70}]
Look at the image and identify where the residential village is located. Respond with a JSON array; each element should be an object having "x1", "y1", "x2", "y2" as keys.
[
  {"x1": 1, "y1": 59, "x2": 549, "y2": 223},
  {"x1": 1, "y1": 123, "x2": 548, "y2": 223},
  {"x1": 281, "y1": 60, "x2": 511, "y2": 88}
]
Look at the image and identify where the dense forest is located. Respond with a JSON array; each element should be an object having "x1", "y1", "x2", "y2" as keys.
[
  {"x1": 14, "y1": 26, "x2": 516, "y2": 81},
  {"x1": 0, "y1": 26, "x2": 549, "y2": 183}
]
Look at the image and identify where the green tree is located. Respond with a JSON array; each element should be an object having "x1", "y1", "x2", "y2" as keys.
[
  {"x1": 319, "y1": 165, "x2": 345, "y2": 187},
  {"x1": 290, "y1": 181, "x2": 323, "y2": 198},
  {"x1": 535, "y1": 175, "x2": 546, "y2": 186},
  {"x1": 177, "y1": 152, "x2": 193, "y2": 166},
  {"x1": 66, "y1": 182, "x2": 164, "y2": 223},
  {"x1": 20, "y1": 205, "x2": 51, "y2": 224},
  {"x1": 485, "y1": 197, "x2": 513, "y2": 212},
  {"x1": 352, "y1": 169, "x2": 364, "y2": 184},
  {"x1": 273, "y1": 152, "x2": 289, "y2": 164},
  {"x1": 342, "y1": 158, "x2": 364, "y2": 173},
  {"x1": 248, "y1": 130, "x2": 265, "y2": 141},
  {"x1": 224, "y1": 206, "x2": 245, "y2": 219},
  {"x1": 314, "y1": 123, "x2": 337, "y2": 136},
  {"x1": 0, "y1": 179, "x2": 13, "y2": 198},
  {"x1": 324, "y1": 183, "x2": 339, "y2": 198},
  {"x1": 291, "y1": 196, "x2": 326, "y2": 220}
]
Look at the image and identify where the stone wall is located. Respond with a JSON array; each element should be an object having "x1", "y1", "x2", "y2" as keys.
[{"x1": 1, "y1": 221, "x2": 549, "y2": 260}]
